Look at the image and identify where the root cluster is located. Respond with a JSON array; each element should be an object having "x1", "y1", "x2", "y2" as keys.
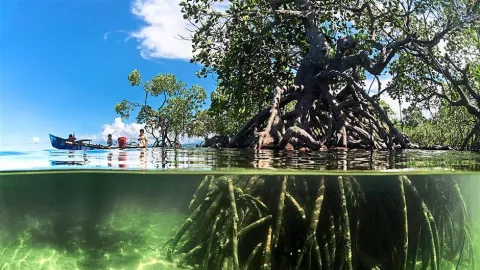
[
  {"x1": 229, "y1": 84, "x2": 413, "y2": 151},
  {"x1": 164, "y1": 174, "x2": 474, "y2": 269}
]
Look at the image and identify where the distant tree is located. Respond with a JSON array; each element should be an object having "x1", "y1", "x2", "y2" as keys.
[
  {"x1": 188, "y1": 109, "x2": 215, "y2": 139},
  {"x1": 377, "y1": 99, "x2": 397, "y2": 123},
  {"x1": 402, "y1": 103, "x2": 478, "y2": 148},
  {"x1": 114, "y1": 69, "x2": 207, "y2": 147},
  {"x1": 402, "y1": 106, "x2": 426, "y2": 128}
]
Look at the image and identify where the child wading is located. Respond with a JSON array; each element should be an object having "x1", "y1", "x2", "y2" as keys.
[
  {"x1": 107, "y1": 134, "x2": 113, "y2": 147},
  {"x1": 138, "y1": 129, "x2": 148, "y2": 148}
]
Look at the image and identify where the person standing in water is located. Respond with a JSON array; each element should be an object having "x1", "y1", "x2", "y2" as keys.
[
  {"x1": 138, "y1": 129, "x2": 148, "y2": 148},
  {"x1": 107, "y1": 134, "x2": 113, "y2": 148}
]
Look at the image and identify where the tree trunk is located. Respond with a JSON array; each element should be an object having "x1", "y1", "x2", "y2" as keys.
[{"x1": 227, "y1": 0, "x2": 412, "y2": 151}]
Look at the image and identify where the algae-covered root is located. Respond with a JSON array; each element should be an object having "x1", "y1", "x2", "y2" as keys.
[{"x1": 295, "y1": 176, "x2": 325, "y2": 270}]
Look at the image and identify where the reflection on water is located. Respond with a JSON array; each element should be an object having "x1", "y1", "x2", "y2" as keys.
[
  {"x1": 1, "y1": 148, "x2": 480, "y2": 172},
  {"x1": 0, "y1": 172, "x2": 478, "y2": 269}
]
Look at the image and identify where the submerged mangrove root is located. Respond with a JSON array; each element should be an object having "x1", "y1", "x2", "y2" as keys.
[{"x1": 165, "y1": 174, "x2": 475, "y2": 269}]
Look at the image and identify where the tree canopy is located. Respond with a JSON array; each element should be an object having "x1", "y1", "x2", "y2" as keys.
[
  {"x1": 180, "y1": 0, "x2": 479, "y2": 150},
  {"x1": 114, "y1": 70, "x2": 207, "y2": 146},
  {"x1": 402, "y1": 103, "x2": 480, "y2": 149}
]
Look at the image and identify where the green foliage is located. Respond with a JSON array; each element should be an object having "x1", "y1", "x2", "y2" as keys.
[
  {"x1": 128, "y1": 69, "x2": 142, "y2": 86},
  {"x1": 387, "y1": 7, "x2": 480, "y2": 116},
  {"x1": 115, "y1": 70, "x2": 209, "y2": 145},
  {"x1": 181, "y1": 0, "x2": 304, "y2": 123},
  {"x1": 181, "y1": 0, "x2": 480, "y2": 148},
  {"x1": 403, "y1": 104, "x2": 477, "y2": 147},
  {"x1": 161, "y1": 84, "x2": 207, "y2": 140},
  {"x1": 402, "y1": 106, "x2": 425, "y2": 128},
  {"x1": 377, "y1": 99, "x2": 397, "y2": 122},
  {"x1": 209, "y1": 87, "x2": 252, "y2": 137},
  {"x1": 188, "y1": 110, "x2": 215, "y2": 138},
  {"x1": 189, "y1": 89, "x2": 244, "y2": 139}
]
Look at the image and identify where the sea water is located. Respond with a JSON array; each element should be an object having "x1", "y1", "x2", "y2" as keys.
[{"x1": 0, "y1": 149, "x2": 479, "y2": 270}]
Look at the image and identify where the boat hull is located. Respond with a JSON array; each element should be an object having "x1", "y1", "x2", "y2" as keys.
[
  {"x1": 49, "y1": 134, "x2": 145, "y2": 150},
  {"x1": 49, "y1": 134, "x2": 98, "y2": 150}
]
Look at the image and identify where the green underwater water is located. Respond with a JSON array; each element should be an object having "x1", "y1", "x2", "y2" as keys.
[
  {"x1": 0, "y1": 173, "x2": 202, "y2": 270},
  {"x1": 0, "y1": 171, "x2": 478, "y2": 270}
]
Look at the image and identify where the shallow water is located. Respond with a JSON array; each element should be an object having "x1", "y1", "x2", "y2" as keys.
[
  {"x1": 0, "y1": 171, "x2": 478, "y2": 269},
  {"x1": 1, "y1": 148, "x2": 480, "y2": 172},
  {"x1": 0, "y1": 149, "x2": 479, "y2": 269},
  {"x1": 0, "y1": 172, "x2": 200, "y2": 269}
]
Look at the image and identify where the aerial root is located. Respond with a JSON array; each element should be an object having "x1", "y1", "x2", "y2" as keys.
[
  {"x1": 165, "y1": 174, "x2": 474, "y2": 270},
  {"x1": 203, "y1": 215, "x2": 220, "y2": 269},
  {"x1": 229, "y1": 82, "x2": 411, "y2": 150}
]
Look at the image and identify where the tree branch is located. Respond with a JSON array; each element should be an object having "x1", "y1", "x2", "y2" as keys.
[
  {"x1": 274, "y1": 10, "x2": 306, "y2": 17},
  {"x1": 410, "y1": 13, "x2": 480, "y2": 47},
  {"x1": 330, "y1": 71, "x2": 408, "y2": 148},
  {"x1": 271, "y1": 0, "x2": 295, "y2": 5}
]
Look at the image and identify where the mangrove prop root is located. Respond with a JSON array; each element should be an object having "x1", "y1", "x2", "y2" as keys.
[
  {"x1": 272, "y1": 176, "x2": 287, "y2": 249},
  {"x1": 243, "y1": 194, "x2": 269, "y2": 214},
  {"x1": 402, "y1": 176, "x2": 439, "y2": 270},
  {"x1": 166, "y1": 174, "x2": 474, "y2": 270},
  {"x1": 203, "y1": 215, "x2": 220, "y2": 270},
  {"x1": 242, "y1": 243, "x2": 263, "y2": 270},
  {"x1": 398, "y1": 176, "x2": 409, "y2": 270},
  {"x1": 262, "y1": 226, "x2": 273, "y2": 270},
  {"x1": 228, "y1": 81, "x2": 412, "y2": 150},
  {"x1": 338, "y1": 176, "x2": 353, "y2": 270},
  {"x1": 178, "y1": 242, "x2": 204, "y2": 268},
  {"x1": 225, "y1": 177, "x2": 240, "y2": 270},
  {"x1": 313, "y1": 239, "x2": 322, "y2": 269},
  {"x1": 295, "y1": 177, "x2": 325, "y2": 269},
  {"x1": 189, "y1": 175, "x2": 212, "y2": 211},
  {"x1": 238, "y1": 215, "x2": 273, "y2": 240},
  {"x1": 285, "y1": 192, "x2": 307, "y2": 221},
  {"x1": 165, "y1": 205, "x2": 203, "y2": 261}
]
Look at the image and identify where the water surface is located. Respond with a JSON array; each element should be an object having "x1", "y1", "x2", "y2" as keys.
[
  {"x1": 0, "y1": 149, "x2": 479, "y2": 269},
  {"x1": 1, "y1": 148, "x2": 480, "y2": 173}
]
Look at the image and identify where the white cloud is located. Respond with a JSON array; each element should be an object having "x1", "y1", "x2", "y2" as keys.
[
  {"x1": 130, "y1": 0, "x2": 194, "y2": 60},
  {"x1": 32, "y1": 137, "x2": 40, "y2": 144},
  {"x1": 130, "y1": 0, "x2": 230, "y2": 60},
  {"x1": 76, "y1": 134, "x2": 97, "y2": 141},
  {"x1": 103, "y1": 30, "x2": 130, "y2": 42},
  {"x1": 101, "y1": 117, "x2": 145, "y2": 142},
  {"x1": 100, "y1": 117, "x2": 202, "y2": 145}
]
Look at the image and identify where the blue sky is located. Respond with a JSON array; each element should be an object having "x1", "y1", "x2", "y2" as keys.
[
  {"x1": 0, "y1": 0, "x2": 412, "y2": 151},
  {"x1": 0, "y1": 0, "x2": 218, "y2": 150}
]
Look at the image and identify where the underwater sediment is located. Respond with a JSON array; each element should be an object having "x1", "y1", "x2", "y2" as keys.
[{"x1": 165, "y1": 174, "x2": 476, "y2": 270}]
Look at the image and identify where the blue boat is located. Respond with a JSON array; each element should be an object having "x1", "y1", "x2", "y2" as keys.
[
  {"x1": 49, "y1": 134, "x2": 108, "y2": 150},
  {"x1": 49, "y1": 134, "x2": 144, "y2": 150}
]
